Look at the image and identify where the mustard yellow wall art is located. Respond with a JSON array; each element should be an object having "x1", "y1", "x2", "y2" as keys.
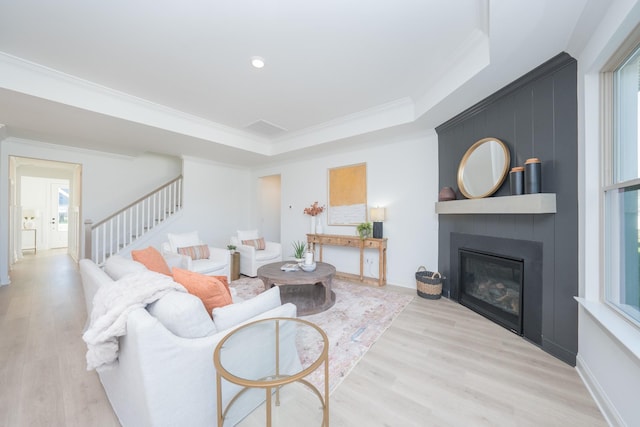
[{"x1": 328, "y1": 163, "x2": 367, "y2": 225}]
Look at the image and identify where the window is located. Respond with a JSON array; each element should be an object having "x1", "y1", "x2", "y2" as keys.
[
  {"x1": 606, "y1": 44, "x2": 640, "y2": 325},
  {"x1": 58, "y1": 186, "x2": 69, "y2": 229}
]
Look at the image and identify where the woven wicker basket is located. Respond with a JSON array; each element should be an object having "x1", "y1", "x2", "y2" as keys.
[{"x1": 415, "y1": 266, "x2": 443, "y2": 299}]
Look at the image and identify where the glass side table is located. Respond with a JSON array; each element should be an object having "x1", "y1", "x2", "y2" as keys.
[{"x1": 214, "y1": 317, "x2": 329, "y2": 427}]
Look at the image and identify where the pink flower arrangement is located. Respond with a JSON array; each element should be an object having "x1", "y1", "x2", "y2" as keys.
[{"x1": 303, "y1": 201, "x2": 325, "y2": 216}]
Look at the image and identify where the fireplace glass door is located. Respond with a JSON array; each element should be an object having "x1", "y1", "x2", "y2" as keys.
[{"x1": 459, "y1": 249, "x2": 524, "y2": 334}]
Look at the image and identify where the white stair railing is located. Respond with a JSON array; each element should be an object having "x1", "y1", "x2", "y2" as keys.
[{"x1": 84, "y1": 175, "x2": 183, "y2": 265}]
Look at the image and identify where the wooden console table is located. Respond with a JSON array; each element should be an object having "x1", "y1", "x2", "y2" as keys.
[{"x1": 307, "y1": 233, "x2": 387, "y2": 286}]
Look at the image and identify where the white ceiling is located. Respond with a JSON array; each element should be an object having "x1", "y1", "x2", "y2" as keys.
[{"x1": 0, "y1": 0, "x2": 602, "y2": 166}]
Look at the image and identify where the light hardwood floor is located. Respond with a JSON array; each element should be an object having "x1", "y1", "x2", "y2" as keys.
[{"x1": 0, "y1": 251, "x2": 607, "y2": 427}]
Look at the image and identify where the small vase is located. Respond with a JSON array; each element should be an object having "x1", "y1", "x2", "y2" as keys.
[
  {"x1": 438, "y1": 187, "x2": 456, "y2": 201},
  {"x1": 316, "y1": 219, "x2": 323, "y2": 234},
  {"x1": 310, "y1": 216, "x2": 316, "y2": 234}
]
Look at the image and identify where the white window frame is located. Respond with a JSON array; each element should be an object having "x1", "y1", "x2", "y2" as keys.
[{"x1": 601, "y1": 32, "x2": 640, "y2": 328}]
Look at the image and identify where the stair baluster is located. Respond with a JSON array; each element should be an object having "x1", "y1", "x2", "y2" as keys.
[{"x1": 84, "y1": 175, "x2": 183, "y2": 265}]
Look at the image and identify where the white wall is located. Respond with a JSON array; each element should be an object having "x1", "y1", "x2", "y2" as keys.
[
  {"x1": 252, "y1": 131, "x2": 439, "y2": 289},
  {"x1": 114, "y1": 155, "x2": 253, "y2": 257},
  {"x1": 577, "y1": 1, "x2": 640, "y2": 425},
  {"x1": 162, "y1": 156, "x2": 252, "y2": 249},
  {"x1": 0, "y1": 116, "x2": 437, "y2": 293}
]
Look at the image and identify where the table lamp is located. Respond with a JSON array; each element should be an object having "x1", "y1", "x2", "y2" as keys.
[{"x1": 370, "y1": 207, "x2": 385, "y2": 239}]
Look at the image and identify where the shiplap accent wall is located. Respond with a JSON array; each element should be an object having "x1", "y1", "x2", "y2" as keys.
[{"x1": 435, "y1": 53, "x2": 579, "y2": 365}]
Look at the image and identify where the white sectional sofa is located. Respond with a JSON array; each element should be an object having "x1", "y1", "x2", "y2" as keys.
[{"x1": 79, "y1": 255, "x2": 300, "y2": 427}]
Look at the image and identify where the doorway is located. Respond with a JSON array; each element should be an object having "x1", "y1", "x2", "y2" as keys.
[
  {"x1": 257, "y1": 175, "x2": 281, "y2": 243},
  {"x1": 21, "y1": 176, "x2": 70, "y2": 250},
  {"x1": 11, "y1": 156, "x2": 81, "y2": 263}
]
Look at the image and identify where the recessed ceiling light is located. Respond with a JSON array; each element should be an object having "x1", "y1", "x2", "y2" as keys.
[{"x1": 251, "y1": 56, "x2": 265, "y2": 69}]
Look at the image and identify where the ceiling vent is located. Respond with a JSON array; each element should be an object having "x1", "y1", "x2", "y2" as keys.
[{"x1": 244, "y1": 119, "x2": 288, "y2": 137}]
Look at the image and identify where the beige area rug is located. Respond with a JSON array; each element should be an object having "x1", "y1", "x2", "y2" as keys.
[{"x1": 231, "y1": 277, "x2": 414, "y2": 394}]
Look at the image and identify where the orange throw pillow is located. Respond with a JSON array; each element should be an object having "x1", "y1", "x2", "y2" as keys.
[
  {"x1": 172, "y1": 268, "x2": 233, "y2": 317},
  {"x1": 131, "y1": 246, "x2": 172, "y2": 276},
  {"x1": 212, "y1": 275, "x2": 231, "y2": 297}
]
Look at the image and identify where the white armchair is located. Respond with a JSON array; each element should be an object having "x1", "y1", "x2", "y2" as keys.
[
  {"x1": 161, "y1": 231, "x2": 230, "y2": 281},
  {"x1": 230, "y1": 230, "x2": 282, "y2": 277}
]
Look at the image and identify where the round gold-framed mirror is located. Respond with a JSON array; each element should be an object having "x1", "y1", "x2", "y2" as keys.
[{"x1": 457, "y1": 137, "x2": 510, "y2": 199}]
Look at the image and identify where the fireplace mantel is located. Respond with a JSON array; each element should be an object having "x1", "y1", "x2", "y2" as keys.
[{"x1": 435, "y1": 193, "x2": 556, "y2": 215}]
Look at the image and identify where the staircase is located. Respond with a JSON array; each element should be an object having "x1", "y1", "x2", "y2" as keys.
[{"x1": 84, "y1": 175, "x2": 183, "y2": 265}]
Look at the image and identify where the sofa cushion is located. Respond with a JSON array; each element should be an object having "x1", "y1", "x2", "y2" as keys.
[
  {"x1": 103, "y1": 254, "x2": 146, "y2": 280},
  {"x1": 168, "y1": 231, "x2": 200, "y2": 253},
  {"x1": 172, "y1": 268, "x2": 232, "y2": 317},
  {"x1": 255, "y1": 248, "x2": 281, "y2": 262},
  {"x1": 177, "y1": 244, "x2": 210, "y2": 260},
  {"x1": 147, "y1": 291, "x2": 217, "y2": 338},
  {"x1": 237, "y1": 229, "x2": 259, "y2": 241},
  {"x1": 131, "y1": 246, "x2": 172, "y2": 276},
  {"x1": 242, "y1": 237, "x2": 265, "y2": 250},
  {"x1": 191, "y1": 259, "x2": 227, "y2": 275},
  {"x1": 212, "y1": 286, "x2": 281, "y2": 331}
]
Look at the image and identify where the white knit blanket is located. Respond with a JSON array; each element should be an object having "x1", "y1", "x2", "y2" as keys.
[{"x1": 82, "y1": 270, "x2": 186, "y2": 371}]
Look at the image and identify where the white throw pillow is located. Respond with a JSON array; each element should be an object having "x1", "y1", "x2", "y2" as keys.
[
  {"x1": 147, "y1": 291, "x2": 218, "y2": 338},
  {"x1": 168, "y1": 231, "x2": 201, "y2": 253},
  {"x1": 213, "y1": 286, "x2": 281, "y2": 331},
  {"x1": 237, "y1": 229, "x2": 259, "y2": 241},
  {"x1": 103, "y1": 254, "x2": 146, "y2": 280}
]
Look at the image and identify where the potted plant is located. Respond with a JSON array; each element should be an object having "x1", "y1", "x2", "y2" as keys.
[
  {"x1": 292, "y1": 241, "x2": 306, "y2": 261},
  {"x1": 357, "y1": 222, "x2": 373, "y2": 239},
  {"x1": 226, "y1": 244, "x2": 237, "y2": 253}
]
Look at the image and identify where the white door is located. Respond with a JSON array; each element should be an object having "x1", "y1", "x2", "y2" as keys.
[{"x1": 48, "y1": 182, "x2": 69, "y2": 248}]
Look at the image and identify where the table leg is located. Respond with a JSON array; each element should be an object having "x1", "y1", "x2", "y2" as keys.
[
  {"x1": 383, "y1": 246, "x2": 387, "y2": 285},
  {"x1": 359, "y1": 246, "x2": 364, "y2": 281},
  {"x1": 324, "y1": 357, "x2": 330, "y2": 427},
  {"x1": 322, "y1": 278, "x2": 332, "y2": 307},
  {"x1": 379, "y1": 246, "x2": 384, "y2": 286},
  {"x1": 216, "y1": 373, "x2": 223, "y2": 427},
  {"x1": 266, "y1": 386, "x2": 272, "y2": 427}
]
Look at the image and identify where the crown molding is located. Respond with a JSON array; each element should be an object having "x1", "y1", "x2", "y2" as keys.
[
  {"x1": 0, "y1": 52, "x2": 271, "y2": 153},
  {"x1": 0, "y1": 52, "x2": 445, "y2": 157},
  {"x1": 269, "y1": 97, "x2": 415, "y2": 154},
  {"x1": 4, "y1": 135, "x2": 138, "y2": 160},
  {"x1": 435, "y1": 52, "x2": 576, "y2": 134}
]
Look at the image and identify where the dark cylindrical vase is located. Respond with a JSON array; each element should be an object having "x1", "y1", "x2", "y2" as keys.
[
  {"x1": 525, "y1": 158, "x2": 541, "y2": 194},
  {"x1": 510, "y1": 167, "x2": 524, "y2": 195}
]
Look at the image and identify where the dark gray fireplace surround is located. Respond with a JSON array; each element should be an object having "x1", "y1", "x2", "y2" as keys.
[
  {"x1": 450, "y1": 233, "x2": 542, "y2": 346},
  {"x1": 436, "y1": 53, "x2": 578, "y2": 366}
]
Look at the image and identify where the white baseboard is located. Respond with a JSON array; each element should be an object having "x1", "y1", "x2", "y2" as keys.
[{"x1": 575, "y1": 354, "x2": 625, "y2": 427}]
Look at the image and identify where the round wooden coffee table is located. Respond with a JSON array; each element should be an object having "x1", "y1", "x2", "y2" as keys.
[{"x1": 257, "y1": 262, "x2": 336, "y2": 315}]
